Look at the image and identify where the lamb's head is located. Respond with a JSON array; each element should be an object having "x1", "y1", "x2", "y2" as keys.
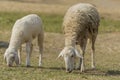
[
  {"x1": 58, "y1": 46, "x2": 82, "y2": 73},
  {"x1": 4, "y1": 48, "x2": 19, "y2": 67}
]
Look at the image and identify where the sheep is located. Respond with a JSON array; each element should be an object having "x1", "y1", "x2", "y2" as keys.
[
  {"x1": 4, "y1": 14, "x2": 44, "y2": 67},
  {"x1": 58, "y1": 3, "x2": 100, "y2": 73}
]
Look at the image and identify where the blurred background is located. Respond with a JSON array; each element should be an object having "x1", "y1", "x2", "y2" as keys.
[
  {"x1": 0, "y1": 0, "x2": 120, "y2": 20},
  {"x1": 0, "y1": 0, "x2": 120, "y2": 33}
]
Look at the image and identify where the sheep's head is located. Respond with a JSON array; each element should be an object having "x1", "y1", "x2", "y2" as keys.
[
  {"x1": 58, "y1": 46, "x2": 82, "y2": 73},
  {"x1": 4, "y1": 49, "x2": 19, "y2": 67}
]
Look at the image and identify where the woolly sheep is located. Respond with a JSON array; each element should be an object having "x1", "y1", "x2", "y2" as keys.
[
  {"x1": 58, "y1": 3, "x2": 100, "y2": 73},
  {"x1": 4, "y1": 14, "x2": 44, "y2": 67}
]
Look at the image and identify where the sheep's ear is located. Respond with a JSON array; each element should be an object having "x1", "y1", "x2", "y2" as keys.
[
  {"x1": 57, "y1": 48, "x2": 66, "y2": 58},
  {"x1": 74, "y1": 48, "x2": 82, "y2": 58},
  {"x1": 14, "y1": 54, "x2": 19, "y2": 66}
]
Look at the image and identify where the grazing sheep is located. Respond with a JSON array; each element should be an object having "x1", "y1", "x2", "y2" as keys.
[
  {"x1": 58, "y1": 3, "x2": 100, "y2": 73},
  {"x1": 4, "y1": 14, "x2": 44, "y2": 67}
]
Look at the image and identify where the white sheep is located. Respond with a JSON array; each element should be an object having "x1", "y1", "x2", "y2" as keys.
[
  {"x1": 58, "y1": 3, "x2": 100, "y2": 73},
  {"x1": 4, "y1": 14, "x2": 44, "y2": 67}
]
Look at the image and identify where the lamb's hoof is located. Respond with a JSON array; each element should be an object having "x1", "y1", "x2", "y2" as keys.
[{"x1": 39, "y1": 63, "x2": 42, "y2": 67}]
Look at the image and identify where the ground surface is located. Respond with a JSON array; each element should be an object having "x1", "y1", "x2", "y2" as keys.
[
  {"x1": 1, "y1": 32, "x2": 120, "y2": 80},
  {"x1": 0, "y1": 0, "x2": 120, "y2": 80}
]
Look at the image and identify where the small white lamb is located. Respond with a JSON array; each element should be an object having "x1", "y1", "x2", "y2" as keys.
[
  {"x1": 58, "y1": 3, "x2": 100, "y2": 73},
  {"x1": 4, "y1": 14, "x2": 44, "y2": 67}
]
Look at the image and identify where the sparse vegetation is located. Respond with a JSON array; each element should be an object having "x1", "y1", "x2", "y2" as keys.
[
  {"x1": 100, "y1": 18, "x2": 120, "y2": 33},
  {"x1": 0, "y1": 12, "x2": 63, "y2": 33},
  {"x1": 0, "y1": 12, "x2": 120, "y2": 33},
  {"x1": 0, "y1": 0, "x2": 120, "y2": 80}
]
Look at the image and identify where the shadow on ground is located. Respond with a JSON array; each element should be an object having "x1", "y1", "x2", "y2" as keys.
[
  {"x1": 18, "y1": 65, "x2": 65, "y2": 70},
  {"x1": 0, "y1": 41, "x2": 9, "y2": 48},
  {"x1": 73, "y1": 68, "x2": 106, "y2": 76},
  {"x1": 106, "y1": 70, "x2": 120, "y2": 76},
  {"x1": 73, "y1": 68, "x2": 120, "y2": 76},
  {"x1": 7, "y1": 64, "x2": 120, "y2": 76}
]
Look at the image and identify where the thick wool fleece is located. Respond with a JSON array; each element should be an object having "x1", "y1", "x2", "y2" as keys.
[
  {"x1": 63, "y1": 3, "x2": 100, "y2": 47},
  {"x1": 9, "y1": 14, "x2": 43, "y2": 50}
]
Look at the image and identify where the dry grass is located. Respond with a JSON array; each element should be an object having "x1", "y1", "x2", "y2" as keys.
[
  {"x1": 1, "y1": 31, "x2": 120, "y2": 80},
  {"x1": 0, "y1": 0, "x2": 120, "y2": 79},
  {"x1": 0, "y1": 1, "x2": 68, "y2": 15},
  {"x1": 0, "y1": 0, "x2": 120, "y2": 20}
]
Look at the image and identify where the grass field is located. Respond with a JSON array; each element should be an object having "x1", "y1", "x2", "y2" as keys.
[
  {"x1": 0, "y1": 12, "x2": 120, "y2": 33},
  {"x1": 0, "y1": 0, "x2": 120, "y2": 80},
  {"x1": 1, "y1": 32, "x2": 120, "y2": 80},
  {"x1": 0, "y1": 12, "x2": 63, "y2": 33}
]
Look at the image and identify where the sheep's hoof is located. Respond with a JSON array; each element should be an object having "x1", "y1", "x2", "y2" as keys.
[
  {"x1": 91, "y1": 67, "x2": 96, "y2": 71},
  {"x1": 92, "y1": 66, "x2": 96, "y2": 69},
  {"x1": 39, "y1": 63, "x2": 42, "y2": 67},
  {"x1": 66, "y1": 70, "x2": 72, "y2": 73},
  {"x1": 76, "y1": 66, "x2": 80, "y2": 70},
  {"x1": 8, "y1": 64, "x2": 12, "y2": 67},
  {"x1": 26, "y1": 65, "x2": 31, "y2": 67},
  {"x1": 16, "y1": 64, "x2": 20, "y2": 67},
  {"x1": 80, "y1": 69, "x2": 85, "y2": 73},
  {"x1": 38, "y1": 66, "x2": 43, "y2": 68}
]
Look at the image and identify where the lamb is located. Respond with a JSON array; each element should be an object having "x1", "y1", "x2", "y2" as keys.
[
  {"x1": 4, "y1": 14, "x2": 44, "y2": 67},
  {"x1": 58, "y1": 3, "x2": 100, "y2": 73}
]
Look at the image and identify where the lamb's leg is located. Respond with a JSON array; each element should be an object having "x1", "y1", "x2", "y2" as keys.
[
  {"x1": 38, "y1": 33, "x2": 44, "y2": 67},
  {"x1": 26, "y1": 42, "x2": 32, "y2": 67},
  {"x1": 18, "y1": 46, "x2": 22, "y2": 65}
]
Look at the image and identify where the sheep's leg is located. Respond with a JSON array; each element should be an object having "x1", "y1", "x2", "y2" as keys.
[
  {"x1": 91, "y1": 42, "x2": 95, "y2": 69},
  {"x1": 38, "y1": 33, "x2": 44, "y2": 67},
  {"x1": 18, "y1": 46, "x2": 22, "y2": 65},
  {"x1": 91, "y1": 36, "x2": 96, "y2": 69},
  {"x1": 26, "y1": 42, "x2": 32, "y2": 67},
  {"x1": 78, "y1": 39, "x2": 87, "y2": 72},
  {"x1": 80, "y1": 48, "x2": 85, "y2": 72}
]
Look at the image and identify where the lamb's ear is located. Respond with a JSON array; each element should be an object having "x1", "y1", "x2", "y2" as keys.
[
  {"x1": 14, "y1": 54, "x2": 19, "y2": 66},
  {"x1": 57, "y1": 48, "x2": 66, "y2": 58},
  {"x1": 74, "y1": 48, "x2": 82, "y2": 58}
]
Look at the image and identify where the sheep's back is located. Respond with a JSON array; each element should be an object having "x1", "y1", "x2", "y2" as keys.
[
  {"x1": 11, "y1": 14, "x2": 43, "y2": 43},
  {"x1": 63, "y1": 3, "x2": 100, "y2": 41}
]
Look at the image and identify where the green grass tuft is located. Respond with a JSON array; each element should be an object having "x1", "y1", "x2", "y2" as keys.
[
  {"x1": 0, "y1": 12, "x2": 120, "y2": 33},
  {"x1": 0, "y1": 12, "x2": 63, "y2": 33},
  {"x1": 100, "y1": 18, "x2": 120, "y2": 33}
]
